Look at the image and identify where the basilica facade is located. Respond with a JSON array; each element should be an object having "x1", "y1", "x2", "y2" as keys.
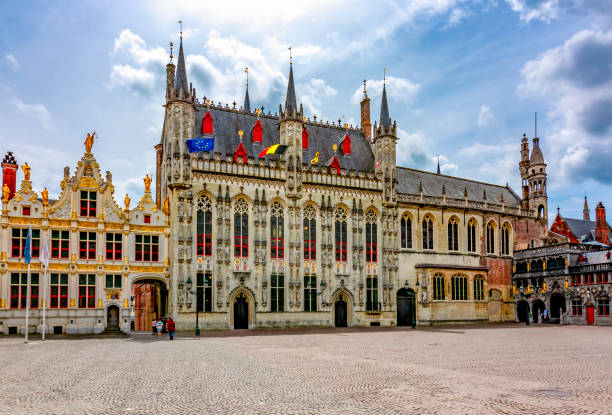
[{"x1": 158, "y1": 39, "x2": 549, "y2": 331}]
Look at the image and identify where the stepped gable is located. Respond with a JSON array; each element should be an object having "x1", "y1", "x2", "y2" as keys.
[
  {"x1": 396, "y1": 167, "x2": 521, "y2": 206},
  {"x1": 192, "y1": 105, "x2": 375, "y2": 172}
]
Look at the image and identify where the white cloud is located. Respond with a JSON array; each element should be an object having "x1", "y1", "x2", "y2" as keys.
[
  {"x1": 112, "y1": 29, "x2": 167, "y2": 67},
  {"x1": 109, "y1": 64, "x2": 156, "y2": 95},
  {"x1": 10, "y1": 98, "x2": 53, "y2": 131},
  {"x1": 505, "y1": 0, "x2": 559, "y2": 23},
  {"x1": 297, "y1": 78, "x2": 337, "y2": 117},
  {"x1": 458, "y1": 141, "x2": 517, "y2": 185},
  {"x1": 4, "y1": 54, "x2": 19, "y2": 70},
  {"x1": 447, "y1": 7, "x2": 471, "y2": 26},
  {"x1": 477, "y1": 105, "x2": 496, "y2": 127},
  {"x1": 433, "y1": 155, "x2": 459, "y2": 174},
  {"x1": 351, "y1": 77, "x2": 421, "y2": 107},
  {"x1": 396, "y1": 128, "x2": 430, "y2": 169}
]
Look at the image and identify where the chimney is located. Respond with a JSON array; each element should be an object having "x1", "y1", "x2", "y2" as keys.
[
  {"x1": 2, "y1": 151, "x2": 18, "y2": 200},
  {"x1": 595, "y1": 202, "x2": 610, "y2": 245},
  {"x1": 360, "y1": 81, "x2": 371, "y2": 142}
]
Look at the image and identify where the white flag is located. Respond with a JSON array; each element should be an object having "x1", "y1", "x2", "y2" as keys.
[{"x1": 40, "y1": 234, "x2": 50, "y2": 268}]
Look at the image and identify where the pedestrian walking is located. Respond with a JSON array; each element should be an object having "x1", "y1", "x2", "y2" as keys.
[
  {"x1": 156, "y1": 319, "x2": 163, "y2": 338},
  {"x1": 542, "y1": 308, "x2": 548, "y2": 322},
  {"x1": 526, "y1": 311, "x2": 532, "y2": 326},
  {"x1": 151, "y1": 318, "x2": 156, "y2": 335},
  {"x1": 167, "y1": 318, "x2": 175, "y2": 340}
]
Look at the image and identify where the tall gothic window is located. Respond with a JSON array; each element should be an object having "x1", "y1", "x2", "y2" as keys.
[
  {"x1": 433, "y1": 273, "x2": 445, "y2": 300},
  {"x1": 271, "y1": 274, "x2": 284, "y2": 312},
  {"x1": 474, "y1": 275, "x2": 484, "y2": 301},
  {"x1": 233, "y1": 198, "x2": 248, "y2": 258},
  {"x1": 197, "y1": 195, "x2": 213, "y2": 257},
  {"x1": 486, "y1": 221, "x2": 496, "y2": 254},
  {"x1": 335, "y1": 207, "x2": 348, "y2": 262},
  {"x1": 467, "y1": 219, "x2": 477, "y2": 253},
  {"x1": 366, "y1": 276, "x2": 379, "y2": 310},
  {"x1": 303, "y1": 205, "x2": 316, "y2": 260},
  {"x1": 270, "y1": 202, "x2": 284, "y2": 259},
  {"x1": 447, "y1": 217, "x2": 459, "y2": 251},
  {"x1": 365, "y1": 209, "x2": 377, "y2": 263},
  {"x1": 501, "y1": 223, "x2": 510, "y2": 256},
  {"x1": 422, "y1": 216, "x2": 434, "y2": 250},
  {"x1": 304, "y1": 275, "x2": 317, "y2": 312},
  {"x1": 401, "y1": 213, "x2": 412, "y2": 249},
  {"x1": 452, "y1": 275, "x2": 468, "y2": 301}
]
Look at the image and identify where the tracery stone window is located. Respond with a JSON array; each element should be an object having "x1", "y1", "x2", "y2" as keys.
[
  {"x1": 401, "y1": 213, "x2": 412, "y2": 249},
  {"x1": 448, "y1": 217, "x2": 459, "y2": 251},
  {"x1": 422, "y1": 215, "x2": 434, "y2": 250},
  {"x1": 303, "y1": 205, "x2": 316, "y2": 260},
  {"x1": 433, "y1": 273, "x2": 445, "y2": 300},
  {"x1": 233, "y1": 198, "x2": 249, "y2": 258},
  {"x1": 196, "y1": 194, "x2": 213, "y2": 257},
  {"x1": 467, "y1": 219, "x2": 477, "y2": 253},
  {"x1": 270, "y1": 202, "x2": 284, "y2": 259},
  {"x1": 473, "y1": 275, "x2": 484, "y2": 301},
  {"x1": 501, "y1": 223, "x2": 510, "y2": 256},
  {"x1": 365, "y1": 209, "x2": 377, "y2": 262},
  {"x1": 486, "y1": 221, "x2": 496, "y2": 254},
  {"x1": 335, "y1": 206, "x2": 348, "y2": 262},
  {"x1": 451, "y1": 274, "x2": 468, "y2": 301}
]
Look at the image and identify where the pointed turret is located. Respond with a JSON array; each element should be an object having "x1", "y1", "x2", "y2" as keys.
[
  {"x1": 380, "y1": 84, "x2": 391, "y2": 129},
  {"x1": 174, "y1": 38, "x2": 188, "y2": 96},
  {"x1": 583, "y1": 195, "x2": 591, "y2": 221},
  {"x1": 244, "y1": 84, "x2": 251, "y2": 113},
  {"x1": 284, "y1": 63, "x2": 297, "y2": 115}
]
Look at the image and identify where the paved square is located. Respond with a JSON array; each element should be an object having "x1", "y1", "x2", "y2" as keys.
[{"x1": 1, "y1": 325, "x2": 611, "y2": 414}]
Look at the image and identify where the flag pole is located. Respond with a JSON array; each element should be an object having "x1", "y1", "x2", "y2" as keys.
[
  {"x1": 25, "y1": 261, "x2": 30, "y2": 344},
  {"x1": 24, "y1": 225, "x2": 32, "y2": 344},
  {"x1": 41, "y1": 263, "x2": 46, "y2": 341}
]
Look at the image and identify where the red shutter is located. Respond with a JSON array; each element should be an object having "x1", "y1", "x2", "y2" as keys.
[
  {"x1": 253, "y1": 120, "x2": 262, "y2": 143},
  {"x1": 234, "y1": 142, "x2": 248, "y2": 163},
  {"x1": 202, "y1": 111, "x2": 213, "y2": 135},
  {"x1": 342, "y1": 133, "x2": 351, "y2": 155},
  {"x1": 302, "y1": 127, "x2": 309, "y2": 150}
]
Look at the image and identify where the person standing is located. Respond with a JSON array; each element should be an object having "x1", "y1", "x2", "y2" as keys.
[
  {"x1": 151, "y1": 318, "x2": 157, "y2": 335},
  {"x1": 526, "y1": 311, "x2": 532, "y2": 326},
  {"x1": 156, "y1": 319, "x2": 164, "y2": 338},
  {"x1": 167, "y1": 318, "x2": 175, "y2": 341}
]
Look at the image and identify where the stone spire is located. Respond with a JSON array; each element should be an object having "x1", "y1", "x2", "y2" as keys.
[
  {"x1": 174, "y1": 38, "x2": 188, "y2": 96},
  {"x1": 284, "y1": 62, "x2": 297, "y2": 115},
  {"x1": 380, "y1": 84, "x2": 391, "y2": 129},
  {"x1": 244, "y1": 83, "x2": 251, "y2": 113},
  {"x1": 583, "y1": 195, "x2": 591, "y2": 221}
]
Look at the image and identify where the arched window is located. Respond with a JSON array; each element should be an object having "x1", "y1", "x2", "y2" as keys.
[
  {"x1": 335, "y1": 207, "x2": 348, "y2": 262},
  {"x1": 233, "y1": 198, "x2": 248, "y2": 258},
  {"x1": 501, "y1": 223, "x2": 510, "y2": 255},
  {"x1": 473, "y1": 276, "x2": 484, "y2": 300},
  {"x1": 365, "y1": 209, "x2": 377, "y2": 263},
  {"x1": 342, "y1": 133, "x2": 351, "y2": 155},
  {"x1": 302, "y1": 127, "x2": 309, "y2": 150},
  {"x1": 202, "y1": 111, "x2": 213, "y2": 135},
  {"x1": 447, "y1": 217, "x2": 458, "y2": 251},
  {"x1": 486, "y1": 221, "x2": 496, "y2": 254},
  {"x1": 303, "y1": 205, "x2": 316, "y2": 260},
  {"x1": 196, "y1": 194, "x2": 213, "y2": 257},
  {"x1": 467, "y1": 219, "x2": 477, "y2": 253},
  {"x1": 401, "y1": 214, "x2": 412, "y2": 249},
  {"x1": 422, "y1": 216, "x2": 434, "y2": 250},
  {"x1": 270, "y1": 202, "x2": 284, "y2": 259},
  {"x1": 433, "y1": 273, "x2": 445, "y2": 300},
  {"x1": 252, "y1": 119, "x2": 262, "y2": 143},
  {"x1": 452, "y1": 275, "x2": 468, "y2": 300}
]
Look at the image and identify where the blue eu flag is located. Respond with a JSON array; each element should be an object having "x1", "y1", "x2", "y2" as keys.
[
  {"x1": 24, "y1": 226, "x2": 32, "y2": 265},
  {"x1": 186, "y1": 137, "x2": 214, "y2": 153}
]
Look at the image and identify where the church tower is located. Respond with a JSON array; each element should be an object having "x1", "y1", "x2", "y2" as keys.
[
  {"x1": 372, "y1": 82, "x2": 397, "y2": 206},
  {"x1": 528, "y1": 134, "x2": 548, "y2": 223}
]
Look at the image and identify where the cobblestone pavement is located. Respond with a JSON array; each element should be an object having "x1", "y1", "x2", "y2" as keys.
[{"x1": 1, "y1": 324, "x2": 611, "y2": 414}]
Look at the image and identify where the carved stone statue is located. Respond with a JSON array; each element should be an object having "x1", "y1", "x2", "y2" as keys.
[
  {"x1": 163, "y1": 197, "x2": 169, "y2": 215},
  {"x1": 21, "y1": 162, "x2": 31, "y2": 181},
  {"x1": 84, "y1": 131, "x2": 96, "y2": 154},
  {"x1": 144, "y1": 174, "x2": 152, "y2": 192},
  {"x1": 124, "y1": 194, "x2": 130, "y2": 211},
  {"x1": 41, "y1": 187, "x2": 49, "y2": 205},
  {"x1": 2, "y1": 183, "x2": 9, "y2": 202}
]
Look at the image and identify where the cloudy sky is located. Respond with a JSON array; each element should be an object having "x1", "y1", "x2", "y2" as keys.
[{"x1": 0, "y1": 0, "x2": 611, "y2": 221}]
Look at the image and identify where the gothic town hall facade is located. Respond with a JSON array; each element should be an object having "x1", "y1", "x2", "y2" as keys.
[
  {"x1": 158, "y1": 39, "x2": 548, "y2": 331},
  {"x1": 0, "y1": 37, "x2": 549, "y2": 334}
]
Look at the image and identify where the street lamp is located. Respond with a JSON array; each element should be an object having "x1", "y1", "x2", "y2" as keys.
[{"x1": 186, "y1": 277, "x2": 200, "y2": 336}]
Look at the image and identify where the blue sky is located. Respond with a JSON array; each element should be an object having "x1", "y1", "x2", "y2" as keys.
[{"x1": 0, "y1": 0, "x2": 611, "y2": 222}]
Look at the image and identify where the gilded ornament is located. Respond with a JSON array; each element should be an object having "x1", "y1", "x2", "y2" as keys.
[
  {"x1": 143, "y1": 174, "x2": 152, "y2": 193},
  {"x1": 1, "y1": 183, "x2": 9, "y2": 202},
  {"x1": 78, "y1": 177, "x2": 98, "y2": 188},
  {"x1": 41, "y1": 187, "x2": 49, "y2": 205},
  {"x1": 124, "y1": 194, "x2": 131, "y2": 211},
  {"x1": 163, "y1": 197, "x2": 169, "y2": 215},
  {"x1": 84, "y1": 131, "x2": 96, "y2": 154},
  {"x1": 21, "y1": 162, "x2": 31, "y2": 181}
]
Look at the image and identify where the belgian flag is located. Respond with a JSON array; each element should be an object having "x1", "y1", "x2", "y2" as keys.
[{"x1": 258, "y1": 144, "x2": 288, "y2": 158}]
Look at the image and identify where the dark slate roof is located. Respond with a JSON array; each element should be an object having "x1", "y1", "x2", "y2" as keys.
[
  {"x1": 530, "y1": 139, "x2": 544, "y2": 164},
  {"x1": 563, "y1": 218, "x2": 612, "y2": 242},
  {"x1": 174, "y1": 39, "x2": 188, "y2": 95},
  {"x1": 380, "y1": 85, "x2": 391, "y2": 128},
  {"x1": 192, "y1": 107, "x2": 375, "y2": 172},
  {"x1": 285, "y1": 64, "x2": 297, "y2": 114},
  {"x1": 396, "y1": 167, "x2": 521, "y2": 206}
]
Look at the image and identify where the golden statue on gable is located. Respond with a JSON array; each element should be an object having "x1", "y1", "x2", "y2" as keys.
[
  {"x1": 21, "y1": 162, "x2": 31, "y2": 181},
  {"x1": 144, "y1": 174, "x2": 152, "y2": 193},
  {"x1": 84, "y1": 131, "x2": 96, "y2": 154},
  {"x1": 2, "y1": 183, "x2": 9, "y2": 202},
  {"x1": 41, "y1": 187, "x2": 49, "y2": 205},
  {"x1": 124, "y1": 194, "x2": 131, "y2": 211},
  {"x1": 163, "y1": 197, "x2": 169, "y2": 215}
]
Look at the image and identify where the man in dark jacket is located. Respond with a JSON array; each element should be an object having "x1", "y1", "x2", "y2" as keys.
[{"x1": 167, "y1": 318, "x2": 176, "y2": 340}]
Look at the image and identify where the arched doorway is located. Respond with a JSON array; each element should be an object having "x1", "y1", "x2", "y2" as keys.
[
  {"x1": 107, "y1": 305, "x2": 119, "y2": 329},
  {"x1": 549, "y1": 294, "x2": 566, "y2": 320},
  {"x1": 233, "y1": 293, "x2": 249, "y2": 329},
  {"x1": 397, "y1": 288, "x2": 416, "y2": 327},
  {"x1": 532, "y1": 299, "x2": 546, "y2": 323},
  {"x1": 334, "y1": 295, "x2": 348, "y2": 327},
  {"x1": 517, "y1": 300, "x2": 529, "y2": 322},
  {"x1": 586, "y1": 304, "x2": 595, "y2": 325},
  {"x1": 133, "y1": 279, "x2": 168, "y2": 331}
]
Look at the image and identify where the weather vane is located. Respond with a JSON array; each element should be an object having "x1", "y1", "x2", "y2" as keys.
[
  {"x1": 384, "y1": 68, "x2": 387, "y2": 86},
  {"x1": 288, "y1": 46, "x2": 292, "y2": 64},
  {"x1": 169, "y1": 42, "x2": 174, "y2": 62},
  {"x1": 244, "y1": 66, "x2": 248, "y2": 88},
  {"x1": 363, "y1": 79, "x2": 367, "y2": 95},
  {"x1": 179, "y1": 20, "x2": 183, "y2": 39}
]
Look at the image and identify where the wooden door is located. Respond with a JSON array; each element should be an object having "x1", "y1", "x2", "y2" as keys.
[{"x1": 587, "y1": 306, "x2": 595, "y2": 325}]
